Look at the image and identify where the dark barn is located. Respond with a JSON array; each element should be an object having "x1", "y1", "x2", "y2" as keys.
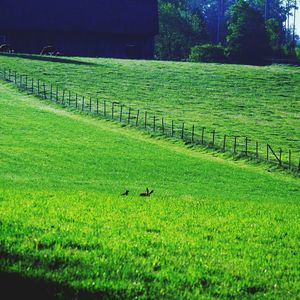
[{"x1": 0, "y1": 0, "x2": 158, "y2": 59}]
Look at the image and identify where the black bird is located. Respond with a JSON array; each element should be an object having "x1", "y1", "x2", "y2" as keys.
[
  {"x1": 121, "y1": 190, "x2": 129, "y2": 196},
  {"x1": 140, "y1": 188, "x2": 154, "y2": 197}
]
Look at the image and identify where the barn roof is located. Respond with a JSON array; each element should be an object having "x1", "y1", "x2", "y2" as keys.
[{"x1": 0, "y1": 0, "x2": 158, "y2": 35}]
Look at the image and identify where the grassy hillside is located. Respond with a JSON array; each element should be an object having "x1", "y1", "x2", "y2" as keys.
[
  {"x1": 0, "y1": 82, "x2": 299, "y2": 299},
  {"x1": 0, "y1": 54, "x2": 299, "y2": 166}
]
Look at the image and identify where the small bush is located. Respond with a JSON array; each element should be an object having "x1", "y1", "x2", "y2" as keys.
[
  {"x1": 282, "y1": 43, "x2": 297, "y2": 58},
  {"x1": 189, "y1": 44, "x2": 226, "y2": 63},
  {"x1": 294, "y1": 47, "x2": 300, "y2": 59}
]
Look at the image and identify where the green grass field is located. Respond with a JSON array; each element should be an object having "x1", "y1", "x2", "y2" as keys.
[
  {"x1": 0, "y1": 81, "x2": 299, "y2": 299},
  {"x1": 0, "y1": 54, "x2": 299, "y2": 165}
]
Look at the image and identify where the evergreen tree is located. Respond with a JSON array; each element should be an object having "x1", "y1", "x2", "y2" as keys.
[{"x1": 227, "y1": 0, "x2": 271, "y2": 63}]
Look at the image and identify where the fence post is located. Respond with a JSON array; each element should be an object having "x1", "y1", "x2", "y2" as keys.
[
  {"x1": 56, "y1": 86, "x2": 59, "y2": 103},
  {"x1": 37, "y1": 80, "x2": 40, "y2": 96},
  {"x1": 75, "y1": 94, "x2": 78, "y2": 108},
  {"x1": 234, "y1": 136, "x2": 238, "y2": 154},
  {"x1": 68, "y1": 91, "x2": 71, "y2": 106},
  {"x1": 298, "y1": 158, "x2": 300, "y2": 173},
  {"x1": 212, "y1": 130, "x2": 216, "y2": 147},
  {"x1": 144, "y1": 111, "x2": 147, "y2": 128},
  {"x1": 256, "y1": 142, "x2": 259, "y2": 160},
  {"x1": 43, "y1": 83, "x2": 46, "y2": 99},
  {"x1": 104, "y1": 100, "x2": 106, "y2": 116},
  {"x1": 245, "y1": 137, "x2": 248, "y2": 156},
  {"x1": 31, "y1": 78, "x2": 34, "y2": 94},
  {"x1": 201, "y1": 127, "x2": 205, "y2": 145},
  {"x1": 96, "y1": 99, "x2": 99, "y2": 114},
  {"x1": 89, "y1": 98, "x2": 92, "y2": 112},
  {"x1": 192, "y1": 125, "x2": 195, "y2": 143},
  {"x1": 82, "y1": 96, "x2": 85, "y2": 111},
  {"x1": 19, "y1": 75, "x2": 22, "y2": 89},
  {"x1": 279, "y1": 148, "x2": 282, "y2": 166},
  {"x1": 223, "y1": 135, "x2": 227, "y2": 151},
  {"x1": 153, "y1": 116, "x2": 156, "y2": 132},
  {"x1": 136, "y1": 110, "x2": 140, "y2": 127},
  {"x1": 14, "y1": 71, "x2": 17, "y2": 83},
  {"x1": 267, "y1": 144, "x2": 269, "y2": 161},
  {"x1": 25, "y1": 75, "x2": 28, "y2": 90},
  {"x1": 120, "y1": 105, "x2": 123, "y2": 122},
  {"x1": 112, "y1": 102, "x2": 115, "y2": 119},
  {"x1": 50, "y1": 84, "x2": 53, "y2": 100},
  {"x1": 181, "y1": 122, "x2": 185, "y2": 139},
  {"x1": 171, "y1": 120, "x2": 174, "y2": 137},
  {"x1": 128, "y1": 107, "x2": 131, "y2": 124},
  {"x1": 289, "y1": 150, "x2": 292, "y2": 170},
  {"x1": 162, "y1": 117, "x2": 165, "y2": 134},
  {"x1": 62, "y1": 90, "x2": 65, "y2": 105}
]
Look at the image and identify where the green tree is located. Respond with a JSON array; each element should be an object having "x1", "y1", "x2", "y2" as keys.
[
  {"x1": 155, "y1": 1, "x2": 208, "y2": 60},
  {"x1": 226, "y1": 0, "x2": 271, "y2": 64}
]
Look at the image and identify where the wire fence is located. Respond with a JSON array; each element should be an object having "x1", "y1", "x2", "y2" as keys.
[{"x1": 1, "y1": 68, "x2": 299, "y2": 174}]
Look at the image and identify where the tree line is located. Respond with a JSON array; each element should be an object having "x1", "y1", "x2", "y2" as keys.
[{"x1": 155, "y1": 0, "x2": 299, "y2": 64}]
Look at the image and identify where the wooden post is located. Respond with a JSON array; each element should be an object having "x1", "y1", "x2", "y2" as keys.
[
  {"x1": 144, "y1": 111, "x2": 147, "y2": 128},
  {"x1": 234, "y1": 136, "x2": 238, "y2": 154},
  {"x1": 89, "y1": 98, "x2": 92, "y2": 112},
  {"x1": 20, "y1": 75, "x2": 22, "y2": 89},
  {"x1": 112, "y1": 102, "x2": 115, "y2": 119},
  {"x1": 128, "y1": 107, "x2": 131, "y2": 124},
  {"x1": 25, "y1": 75, "x2": 28, "y2": 90},
  {"x1": 43, "y1": 83, "x2": 46, "y2": 99},
  {"x1": 201, "y1": 127, "x2": 205, "y2": 144},
  {"x1": 223, "y1": 135, "x2": 227, "y2": 151},
  {"x1": 289, "y1": 150, "x2": 292, "y2": 170},
  {"x1": 245, "y1": 137, "x2": 248, "y2": 156},
  {"x1": 267, "y1": 144, "x2": 269, "y2": 161},
  {"x1": 104, "y1": 100, "x2": 106, "y2": 116},
  {"x1": 14, "y1": 71, "x2": 17, "y2": 83},
  {"x1": 192, "y1": 125, "x2": 195, "y2": 143},
  {"x1": 56, "y1": 86, "x2": 59, "y2": 103},
  {"x1": 120, "y1": 105, "x2": 123, "y2": 122},
  {"x1": 298, "y1": 158, "x2": 300, "y2": 173},
  {"x1": 181, "y1": 122, "x2": 185, "y2": 139},
  {"x1": 136, "y1": 110, "x2": 140, "y2": 127},
  {"x1": 75, "y1": 94, "x2": 78, "y2": 108},
  {"x1": 256, "y1": 142, "x2": 259, "y2": 160},
  {"x1": 279, "y1": 148, "x2": 282, "y2": 166},
  {"x1": 82, "y1": 96, "x2": 85, "y2": 111},
  {"x1": 162, "y1": 117, "x2": 165, "y2": 134},
  {"x1": 153, "y1": 116, "x2": 156, "y2": 132},
  {"x1": 171, "y1": 120, "x2": 174, "y2": 137},
  {"x1": 96, "y1": 99, "x2": 99, "y2": 114},
  {"x1": 62, "y1": 90, "x2": 65, "y2": 104},
  {"x1": 31, "y1": 78, "x2": 34, "y2": 94},
  {"x1": 37, "y1": 79, "x2": 40, "y2": 95},
  {"x1": 68, "y1": 91, "x2": 71, "y2": 106},
  {"x1": 50, "y1": 84, "x2": 53, "y2": 100},
  {"x1": 212, "y1": 130, "x2": 216, "y2": 147}
]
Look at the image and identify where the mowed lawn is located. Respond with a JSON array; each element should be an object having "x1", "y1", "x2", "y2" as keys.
[
  {"x1": 0, "y1": 54, "x2": 299, "y2": 165},
  {"x1": 0, "y1": 82, "x2": 300, "y2": 299}
]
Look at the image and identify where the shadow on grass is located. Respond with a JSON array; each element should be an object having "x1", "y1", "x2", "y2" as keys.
[
  {"x1": 0, "y1": 53, "x2": 97, "y2": 66},
  {"x1": 0, "y1": 271, "x2": 119, "y2": 300}
]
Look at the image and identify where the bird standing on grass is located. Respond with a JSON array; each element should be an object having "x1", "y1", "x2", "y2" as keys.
[{"x1": 121, "y1": 190, "x2": 129, "y2": 196}]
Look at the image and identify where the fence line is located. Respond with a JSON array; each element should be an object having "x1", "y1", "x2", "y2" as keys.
[{"x1": 1, "y1": 68, "x2": 299, "y2": 174}]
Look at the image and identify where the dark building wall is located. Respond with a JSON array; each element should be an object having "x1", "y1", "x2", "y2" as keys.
[{"x1": 0, "y1": 0, "x2": 158, "y2": 59}]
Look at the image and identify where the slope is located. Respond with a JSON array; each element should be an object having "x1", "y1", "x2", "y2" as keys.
[{"x1": 0, "y1": 82, "x2": 299, "y2": 299}]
